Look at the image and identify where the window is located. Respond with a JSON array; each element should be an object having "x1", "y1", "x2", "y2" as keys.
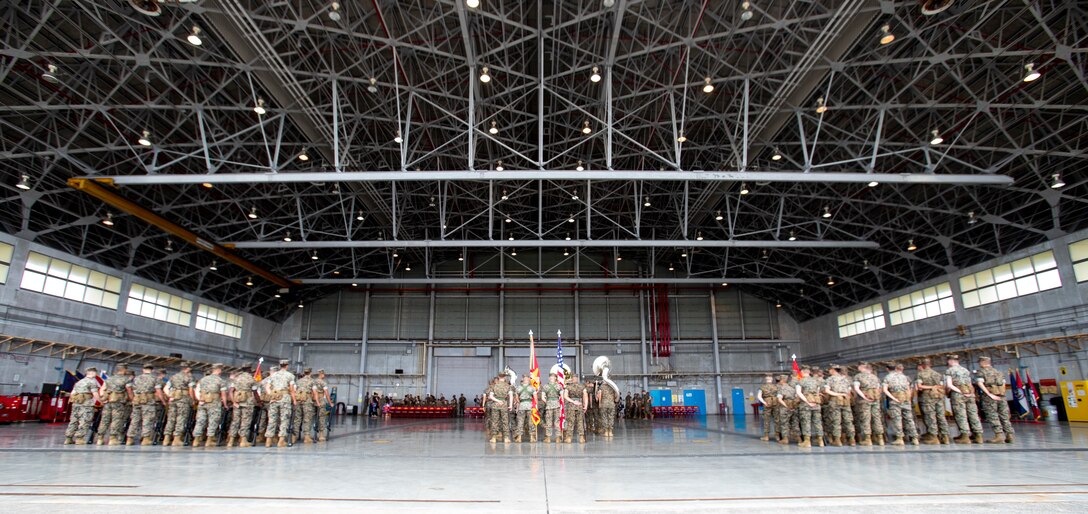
[
  {"x1": 960, "y1": 251, "x2": 1062, "y2": 308},
  {"x1": 0, "y1": 242, "x2": 13, "y2": 283},
  {"x1": 195, "y1": 304, "x2": 243, "y2": 338},
  {"x1": 837, "y1": 303, "x2": 885, "y2": 338},
  {"x1": 126, "y1": 284, "x2": 193, "y2": 326},
  {"x1": 1071, "y1": 239, "x2": 1088, "y2": 283},
  {"x1": 20, "y1": 252, "x2": 122, "y2": 309},
  {"x1": 888, "y1": 282, "x2": 955, "y2": 325}
]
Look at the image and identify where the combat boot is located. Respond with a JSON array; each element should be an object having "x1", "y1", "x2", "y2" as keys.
[
  {"x1": 564, "y1": 436, "x2": 572, "y2": 443},
  {"x1": 141, "y1": 437, "x2": 152, "y2": 445},
  {"x1": 848, "y1": 435, "x2": 856, "y2": 447},
  {"x1": 970, "y1": 433, "x2": 983, "y2": 444},
  {"x1": 504, "y1": 436, "x2": 512, "y2": 443},
  {"x1": 318, "y1": 434, "x2": 327, "y2": 442},
  {"x1": 226, "y1": 436, "x2": 235, "y2": 447},
  {"x1": 108, "y1": 438, "x2": 123, "y2": 446},
  {"x1": 877, "y1": 434, "x2": 886, "y2": 446},
  {"x1": 579, "y1": 436, "x2": 586, "y2": 443},
  {"x1": 163, "y1": 434, "x2": 173, "y2": 446},
  {"x1": 489, "y1": 435, "x2": 497, "y2": 443},
  {"x1": 265, "y1": 437, "x2": 274, "y2": 448},
  {"x1": 798, "y1": 436, "x2": 811, "y2": 448},
  {"x1": 304, "y1": 435, "x2": 314, "y2": 444},
  {"x1": 75, "y1": 438, "x2": 87, "y2": 445},
  {"x1": 544, "y1": 436, "x2": 551, "y2": 443},
  {"x1": 760, "y1": 435, "x2": 769, "y2": 441},
  {"x1": 64, "y1": 437, "x2": 74, "y2": 445},
  {"x1": 859, "y1": 435, "x2": 872, "y2": 446},
  {"x1": 514, "y1": 435, "x2": 522, "y2": 443},
  {"x1": 126, "y1": 437, "x2": 136, "y2": 446},
  {"x1": 256, "y1": 435, "x2": 265, "y2": 444},
  {"x1": 830, "y1": 436, "x2": 842, "y2": 447},
  {"x1": 952, "y1": 434, "x2": 970, "y2": 444},
  {"x1": 815, "y1": 436, "x2": 824, "y2": 447},
  {"x1": 986, "y1": 434, "x2": 1005, "y2": 444},
  {"x1": 891, "y1": 435, "x2": 905, "y2": 446},
  {"x1": 777, "y1": 437, "x2": 789, "y2": 445},
  {"x1": 205, "y1": 437, "x2": 216, "y2": 448},
  {"x1": 96, "y1": 436, "x2": 106, "y2": 446},
  {"x1": 910, "y1": 436, "x2": 919, "y2": 446},
  {"x1": 277, "y1": 437, "x2": 288, "y2": 447},
  {"x1": 939, "y1": 434, "x2": 950, "y2": 444},
  {"x1": 172, "y1": 436, "x2": 185, "y2": 447},
  {"x1": 192, "y1": 436, "x2": 204, "y2": 447},
  {"x1": 1005, "y1": 434, "x2": 1014, "y2": 444},
  {"x1": 922, "y1": 434, "x2": 938, "y2": 445}
]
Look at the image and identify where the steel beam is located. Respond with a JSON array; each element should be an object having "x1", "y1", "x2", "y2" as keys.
[
  {"x1": 224, "y1": 239, "x2": 880, "y2": 249},
  {"x1": 297, "y1": 278, "x2": 804, "y2": 285}
]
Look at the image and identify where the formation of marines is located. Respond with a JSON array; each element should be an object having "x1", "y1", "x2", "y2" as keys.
[
  {"x1": 482, "y1": 371, "x2": 623, "y2": 443},
  {"x1": 757, "y1": 354, "x2": 1014, "y2": 447},
  {"x1": 63, "y1": 358, "x2": 334, "y2": 448}
]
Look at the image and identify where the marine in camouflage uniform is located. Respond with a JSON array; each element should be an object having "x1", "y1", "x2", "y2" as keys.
[
  {"x1": 976, "y1": 356, "x2": 1014, "y2": 444},
  {"x1": 882, "y1": 363, "x2": 918, "y2": 445},
  {"x1": 513, "y1": 375, "x2": 538, "y2": 443},
  {"x1": 774, "y1": 375, "x2": 798, "y2": 445},
  {"x1": 915, "y1": 359, "x2": 950, "y2": 444},
  {"x1": 756, "y1": 375, "x2": 777, "y2": 441},
  {"x1": 127, "y1": 364, "x2": 165, "y2": 445},
  {"x1": 293, "y1": 368, "x2": 319, "y2": 444},
  {"x1": 852, "y1": 362, "x2": 885, "y2": 446},
  {"x1": 815, "y1": 368, "x2": 832, "y2": 439},
  {"x1": 795, "y1": 367, "x2": 824, "y2": 447},
  {"x1": 944, "y1": 354, "x2": 983, "y2": 444},
  {"x1": 563, "y1": 375, "x2": 588, "y2": 443},
  {"x1": 491, "y1": 374, "x2": 514, "y2": 443},
  {"x1": 64, "y1": 368, "x2": 101, "y2": 445},
  {"x1": 192, "y1": 363, "x2": 229, "y2": 447},
  {"x1": 264, "y1": 359, "x2": 297, "y2": 447},
  {"x1": 585, "y1": 381, "x2": 599, "y2": 435},
  {"x1": 314, "y1": 370, "x2": 332, "y2": 442},
  {"x1": 823, "y1": 364, "x2": 855, "y2": 446},
  {"x1": 95, "y1": 364, "x2": 131, "y2": 445},
  {"x1": 483, "y1": 378, "x2": 496, "y2": 440},
  {"x1": 152, "y1": 368, "x2": 169, "y2": 442},
  {"x1": 164, "y1": 363, "x2": 196, "y2": 446},
  {"x1": 597, "y1": 379, "x2": 619, "y2": 438},
  {"x1": 541, "y1": 373, "x2": 562, "y2": 442},
  {"x1": 228, "y1": 365, "x2": 260, "y2": 447}
]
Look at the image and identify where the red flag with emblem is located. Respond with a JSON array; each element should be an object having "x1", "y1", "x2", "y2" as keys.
[
  {"x1": 791, "y1": 354, "x2": 802, "y2": 379},
  {"x1": 254, "y1": 357, "x2": 263, "y2": 382},
  {"x1": 529, "y1": 330, "x2": 541, "y2": 425}
]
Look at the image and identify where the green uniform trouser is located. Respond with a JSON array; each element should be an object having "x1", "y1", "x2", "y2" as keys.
[
  {"x1": 98, "y1": 401, "x2": 129, "y2": 440},
  {"x1": 950, "y1": 392, "x2": 982, "y2": 436},
  {"x1": 193, "y1": 401, "x2": 224, "y2": 437},
  {"x1": 265, "y1": 399, "x2": 292, "y2": 438},
  {"x1": 484, "y1": 406, "x2": 495, "y2": 439},
  {"x1": 856, "y1": 399, "x2": 883, "y2": 437},
  {"x1": 65, "y1": 404, "x2": 95, "y2": 440},
  {"x1": 166, "y1": 399, "x2": 193, "y2": 437},
  {"x1": 600, "y1": 406, "x2": 616, "y2": 433},
  {"x1": 563, "y1": 405, "x2": 585, "y2": 441},
  {"x1": 514, "y1": 409, "x2": 536, "y2": 441},
  {"x1": 489, "y1": 402, "x2": 509, "y2": 438},
  {"x1": 760, "y1": 404, "x2": 774, "y2": 438},
  {"x1": 981, "y1": 396, "x2": 1013, "y2": 436},
  {"x1": 920, "y1": 397, "x2": 950, "y2": 438},
  {"x1": 316, "y1": 403, "x2": 329, "y2": 439},
  {"x1": 127, "y1": 402, "x2": 157, "y2": 439},
  {"x1": 544, "y1": 407, "x2": 560, "y2": 439},
  {"x1": 774, "y1": 404, "x2": 795, "y2": 440},
  {"x1": 586, "y1": 407, "x2": 599, "y2": 433},
  {"x1": 229, "y1": 404, "x2": 256, "y2": 439},
  {"x1": 826, "y1": 398, "x2": 855, "y2": 438},
  {"x1": 886, "y1": 399, "x2": 918, "y2": 438},
  {"x1": 293, "y1": 401, "x2": 315, "y2": 438},
  {"x1": 799, "y1": 403, "x2": 823, "y2": 437}
]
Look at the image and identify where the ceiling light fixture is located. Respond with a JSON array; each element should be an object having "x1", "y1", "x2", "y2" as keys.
[
  {"x1": 501, "y1": 190, "x2": 508, "y2": 200},
  {"x1": 827, "y1": 276, "x2": 835, "y2": 286},
  {"x1": 762, "y1": 250, "x2": 769, "y2": 259},
  {"x1": 868, "y1": 180, "x2": 879, "y2": 187},
  {"x1": 356, "y1": 211, "x2": 365, "y2": 221},
  {"x1": 822, "y1": 206, "x2": 832, "y2": 218},
  {"x1": 209, "y1": 261, "x2": 218, "y2": 271},
  {"x1": 1051, "y1": 174, "x2": 1065, "y2": 189},
  {"x1": 311, "y1": 251, "x2": 319, "y2": 261},
  {"x1": 879, "y1": 24, "x2": 895, "y2": 45},
  {"x1": 771, "y1": 148, "x2": 782, "y2": 161},
  {"x1": 702, "y1": 77, "x2": 714, "y2": 94},
  {"x1": 715, "y1": 211, "x2": 724, "y2": 221},
  {"x1": 582, "y1": 120, "x2": 592, "y2": 135},
  {"x1": 164, "y1": 239, "x2": 173, "y2": 251},
  {"x1": 590, "y1": 66, "x2": 601, "y2": 83},
  {"x1": 351, "y1": 283, "x2": 358, "y2": 287},
  {"x1": 1023, "y1": 63, "x2": 1041, "y2": 83},
  {"x1": 668, "y1": 263, "x2": 674, "y2": 271},
  {"x1": 816, "y1": 96, "x2": 828, "y2": 114},
  {"x1": 967, "y1": 211, "x2": 978, "y2": 225},
  {"x1": 186, "y1": 26, "x2": 202, "y2": 46},
  {"x1": 245, "y1": 277, "x2": 254, "y2": 287},
  {"x1": 405, "y1": 263, "x2": 412, "y2": 271},
  {"x1": 575, "y1": 160, "x2": 584, "y2": 172},
  {"x1": 283, "y1": 231, "x2": 292, "y2": 242},
  {"x1": 643, "y1": 196, "x2": 651, "y2": 207},
  {"x1": 101, "y1": 213, "x2": 115, "y2": 226},
  {"x1": 495, "y1": 160, "x2": 504, "y2": 172},
  {"x1": 788, "y1": 231, "x2": 796, "y2": 241},
  {"x1": 568, "y1": 214, "x2": 576, "y2": 223},
  {"x1": 722, "y1": 282, "x2": 729, "y2": 287},
  {"x1": 740, "y1": 1, "x2": 753, "y2": 21},
  {"x1": 907, "y1": 239, "x2": 917, "y2": 251},
  {"x1": 458, "y1": 254, "x2": 464, "y2": 262},
  {"x1": 695, "y1": 231, "x2": 704, "y2": 241},
  {"x1": 776, "y1": 302, "x2": 782, "y2": 309},
  {"x1": 201, "y1": 182, "x2": 213, "y2": 189},
  {"x1": 565, "y1": 233, "x2": 571, "y2": 241},
  {"x1": 392, "y1": 250, "x2": 399, "y2": 258},
  {"x1": 394, "y1": 130, "x2": 403, "y2": 143},
  {"x1": 16, "y1": 175, "x2": 31, "y2": 190},
  {"x1": 298, "y1": 303, "x2": 304, "y2": 308},
  {"x1": 505, "y1": 216, "x2": 512, "y2": 223},
  {"x1": 479, "y1": 66, "x2": 491, "y2": 83},
  {"x1": 739, "y1": 183, "x2": 749, "y2": 195},
  {"x1": 677, "y1": 133, "x2": 687, "y2": 143},
  {"x1": 564, "y1": 248, "x2": 570, "y2": 256},
  {"x1": 489, "y1": 120, "x2": 498, "y2": 134},
  {"x1": 929, "y1": 129, "x2": 944, "y2": 145},
  {"x1": 367, "y1": 77, "x2": 378, "y2": 93},
  {"x1": 863, "y1": 259, "x2": 870, "y2": 270},
  {"x1": 603, "y1": 0, "x2": 615, "y2": 8},
  {"x1": 616, "y1": 255, "x2": 622, "y2": 261},
  {"x1": 508, "y1": 235, "x2": 514, "y2": 241},
  {"x1": 466, "y1": 0, "x2": 480, "y2": 8},
  {"x1": 138, "y1": 130, "x2": 152, "y2": 147},
  {"x1": 41, "y1": 64, "x2": 60, "y2": 84},
  {"x1": 253, "y1": 98, "x2": 266, "y2": 115},
  {"x1": 511, "y1": 250, "x2": 517, "y2": 256},
  {"x1": 298, "y1": 150, "x2": 309, "y2": 161},
  {"x1": 248, "y1": 207, "x2": 258, "y2": 219},
  {"x1": 681, "y1": 250, "x2": 688, "y2": 257},
  {"x1": 328, "y1": 2, "x2": 342, "y2": 21}
]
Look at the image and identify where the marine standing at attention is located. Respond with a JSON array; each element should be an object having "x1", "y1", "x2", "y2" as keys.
[
  {"x1": 757, "y1": 375, "x2": 777, "y2": 442},
  {"x1": 563, "y1": 374, "x2": 588, "y2": 443},
  {"x1": 127, "y1": 363, "x2": 165, "y2": 445},
  {"x1": 976, "y1": 356, "x2": 1014, "y2": 444},
  {"x1": 541, "y1": 373, "x2": 562, "y2": 443},
  {"x1": 164, "y1": 362, "x2": 196, "y2": 447},
  {"x1": 264, "y1": 359, "x2": 297, "y2": 447},
  {"x1": 915, "y1": 359, "x2": 950, "y2": 444},
  {"x1": 882, "y1": 362, "x2": 919, "y2": 446},
  {"x1": 64, "y1": 368, "x2": 102, "y2": 445},
  {"x1": 823, "y1": 364, "x2": 855, "y2": 446},
  {"x1": 488, "y1": 374, "x2": 514, "y2": 443},
  {"x1": 192, "y1": 363, "x2": 229, "y2": 447},
  {"x1": 228, "y1": 365, "x2": 260, "y2": 447},
  {"x1": 944, "y1": 354, "x2": 983, "y2": 444},
  {"x1": 513, "y1": 374, "x2": 538, "y2": 443}
]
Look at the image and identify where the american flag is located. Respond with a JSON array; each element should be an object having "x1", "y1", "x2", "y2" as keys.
[{"x1": 556, "y1": 329, "x2": 566, "y2": 431}]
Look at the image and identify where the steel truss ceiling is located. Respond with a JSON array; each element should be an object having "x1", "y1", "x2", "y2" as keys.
[{"x1": 0, "y1": 1, "x2": 1085, "y2": 321}]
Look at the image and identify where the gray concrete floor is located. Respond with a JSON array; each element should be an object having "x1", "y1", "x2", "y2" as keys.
[{"x1": 1, "y1": 415, "x2": 1087, "y2": 513}]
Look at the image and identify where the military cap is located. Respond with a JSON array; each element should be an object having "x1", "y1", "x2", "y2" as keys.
[
  {"x1": 886, "y1": 362, "x2": 898, "y2": 369},
  {"x1": 829, "y1": 363, "x2": 842, "y2": 370},
  {"x1": 920, "y1": 358, "x2": 933, "y2": 366},
  {"x1": 85, "y1": 367, "x2": 98, "y2": 373},
  {"x1": 303, "y1": 367, "x2": 312, "y2": 374},
  {"x1": 279, "y1": 358, "x2": 290, "y2": 365},
  {"x1": 143, "y1": 363, "x2": 154, "y2": 370},
  {"x1": 240, "y1": 365, "x2": 252, "y2": 372},
  {"x1": 316, "y1": 369, "x2": 325, "y2": 374},
  {"x1": 800, "y1": 364, "x2": 811, "y2": 370},
  {"x1": 115, "y1": 362, "x2": 129, "y2": 370},
  {"x1": 978, "y1": 355, "x2": 991, "y2": 362},
  {"x1": 211, "y1": 362, "x2": 224, "y2": 370},
  {"x1": 179, "y1": 361, "x2": 193, "y2": 369},
  {"x1": 946, "y1": 354, "x2": 960, "y2": 361},
  {"x1": 777, "y1": 374, "x2": 789, "y2": 381}
]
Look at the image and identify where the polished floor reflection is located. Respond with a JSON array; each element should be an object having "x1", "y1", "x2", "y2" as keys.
[{"x1": 1, "y1": 415, "x2": 1087, "y2": 513}]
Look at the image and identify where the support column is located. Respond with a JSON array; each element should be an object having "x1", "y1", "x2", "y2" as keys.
[
  {"x1": 709, "y1": 290, "x2": 724, "y2": 414},
  {"x1": 638, "y1": 289, "x2": 649, "y2": 391},
  {"x1": 357, "y1": 288, "x2": 371, "y2": 405}
]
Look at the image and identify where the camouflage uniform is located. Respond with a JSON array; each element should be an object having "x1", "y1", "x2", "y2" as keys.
[
  {"x1": 164, "y1": 370, "x2": 195, "y2": 442},
  {"x1": 977, "y1": 366, "x2": 1014, "y2": 442},
  {"x1": 824, "y1": 373, "x2": 855, "y2": 443},
  {"x1": 599, "y1": 382, "x2": 618, "y2": 437},
  {"x1": 883, "y1": 369, "x2": 918, "y2": 443},
  {"x1": 97, "y1": 372, "x2": 131, "y2": 445},
  {"x1": 293, "y1": 373, "x2": 318, "y2": 442},
  {"x1": 65, "y1": 375, "x2": 99, "y2": 443},
  {"x1": 853, "y1": 369, "x2": 884, "y2": 443},
  {"x1": 585, "y1": 383, "x2": 599, "y2": 434},
  {"x1": 489, "y1": 380, "x2": 513, "y2": 442},
  {"x1": 916, "y1": 367, "x2": 950, "y2": 443},
  {"x1": 796, "y1": 375, "x2": 824, "y2": 445},
  {"x1": 483, "y1": 383, "x2": 495, "y2": 439},
  {"x1": 514, "y1": 382, "x2": 537, "y2": 442},
  {"x1": 563, "y1": 380, "x2": 587, "y2": 443},
  {"x1": 127, "y1": 371, "x2": 162, "y2": 443},
  {"x1": 229, "y1": 372, "x2": 260, "y2": 445},
  {"x1": 945, "y1": 363, "x2": 982, "y2": 441},
  {"x1": 758, "y1": 381, "x2": 778, "y2": 441},
  {"x1": 314, "y1": 374, "x2": 331, "y2": 442},
  {"x1": 264, "y1": 367, "x2": 297, "y2": 444},
  {"x1": 774, "y1": 380, "x2": 799, "y2": 443},
  {"x1": 541, "y1": 381, "x2": 562, "y2": 441},
  {"x1": 193, "y1": 372, "x2": 228, "y2": 444}
]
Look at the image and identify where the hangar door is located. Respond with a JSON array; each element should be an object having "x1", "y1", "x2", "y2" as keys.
[{"x1": 435, "y1": 355, "x2": 491, "y2": 399}]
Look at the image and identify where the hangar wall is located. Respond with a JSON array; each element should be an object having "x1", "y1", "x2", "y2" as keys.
[
  {"x1": 0, "y1": 233, "x2": 281, "y2": 395},
  {"x1": 799, "y1": 230, "x2": 1088, "y2": 382}
]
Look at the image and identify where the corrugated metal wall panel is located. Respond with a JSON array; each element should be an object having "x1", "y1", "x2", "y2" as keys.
[
  {"x1": 503, "y1": 297, "x2": 538, "y2": 340},
  {"x1": 715, "y1": 290, "x2": 743, "y2": 338},
  {"x1": 608, "y1": 296, "x2": 641, "y2": 339},
  {"x1": 433, "y1": 296, "x2": 467, "y2": 339},
  {"x1": 672, "y1": 296, "x2": 710, "y2": 340},
  {"x1": 398, "y1": 297, "x2": 430, "y2": 339},
  {"x1": 307, "y1": 293, "x2": 339, "y2": 339},
  {"x1": 367, "y1": 297, "x2": 397, "y2": 339},
  {"x1": 741, "y1": 293, "x2": 773, "y2": 338},
  {"x1": 579, "y1": 297, "x2": 608, "y2": 338},
  {"x1": 434, "y1": 356, "x2": 490, "y2": 398},
  {"x1": 467, "y1": 296, "x2": 499, "y2": 339},
  {"x1": 336, "y1": 291, "x2": 366, "y2": 339},
  {"x1": 539, "y1": 297, "x2": 575, "y2": 335}
]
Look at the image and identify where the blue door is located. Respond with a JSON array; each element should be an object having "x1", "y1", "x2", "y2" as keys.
[
  {"x1": 682, "y1": 389, "x2": 706, "y2": 415},
  {"x1": 649, "y1": 389, "x2": 672, "y2": 407},
  {"x1": 731, "y1": 388, "x2": 746, "y2": 418}
]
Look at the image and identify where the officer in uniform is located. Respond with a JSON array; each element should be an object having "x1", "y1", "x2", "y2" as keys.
[
  {"x1": 264, "y1": 359, "x2": 297, "y2": 447},
  {"x1": 944, "y1": 354, "x2": 983, "y2": 444},
  {"x1": 774, "y1": 374, "x2": 798, "y2": 445},
  {"x1": 192, "y1": 363, "x2": 229, "y2": 447},
  {"x1": 977, "y1": 356, "x2": 1014, "y2": 444},
  {"x1": 823, "y1": 364, "x2": 855, "y2": 446},
  {"x1": 255, "y1": 364, "x2": 276, "y2": 444},
  {"x1": 882, "y1": 362, "x2": 919, "y2": 446},
  {"x1": 852, "y1": 362, "x2": 884, "y2": 446},
  {"x1": 597, "y1": 378, "x2": 618, "y2": 438},
  {"x1": 164, "y1": 362, "x2": 196, "y2": 447},
  {"x1": 96, "y1": 363, "x2": 132, "y2": 445},
  {"x1": 915, "y1": 358, "x2": 950, "y2": 444},
  {"x1": 482, "y1": 377, "x2": 496, "y2": 440},
  {"x1": 487, "y1": 374, "x2": 513, "y2": 443},
  {"x1": 513, "y1": 374, "x2": 538, "y2": 443},
  {"x1": 314, "y1": 369, "x2": 332, "y2": 442},
  {"x1": 127, "y1": 363, "x2": 165, "y2": 445},
  {"x1": 585, "y1": 381, "x2": 599, "y2": 435},
  {"x1": 228, "y1": 365, "x2": 260, "y2": 447},
  {"x1": 795, "y1": 366, "x2": 824, "y2": 447},
  {"x1": 756, "y1": 375, "x2": 777, "y2": 441},
  {"x1": 563, "y1": 374, "x2": 589, "y2": 443},
  {"x1": 541, "y1": 373, "x2": 562, "y2": 443},
  {"x1": 293, "y1": 368, "x2": 319, "y2": 444},
  {"x1": 64, "y1": 368, "x2": 102, "y2": 445},
  {"x1": 152, "y1": 368, "x2": 169, "y2": 442}
]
